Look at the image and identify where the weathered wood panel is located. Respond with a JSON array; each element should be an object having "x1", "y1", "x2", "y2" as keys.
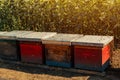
[
  {"x1": 45, "y1": 44, "x2": 72, "y2": 67},
  {"x1": 0, "y1": 40, "x2": 19, "y2": 60}
]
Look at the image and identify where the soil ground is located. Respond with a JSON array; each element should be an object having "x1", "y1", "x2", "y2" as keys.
[{"x1": 0, "y1": 49, "x2": 120, "y2": 80}]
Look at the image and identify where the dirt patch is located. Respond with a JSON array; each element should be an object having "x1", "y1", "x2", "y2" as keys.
[{"x1": 0, "y1": 61, "x2": 111, "y2": 80}]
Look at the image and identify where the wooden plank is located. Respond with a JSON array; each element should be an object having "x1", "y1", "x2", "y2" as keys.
[
  {"x1": 45, "y1": 44, "x2": 71, "y2": 63},
  {"x1": 0, "y1": 32, "x2": 8, "y2": 35},
  {"x1": 0, "y1": 31, "x2": 33, "y2": 40},
  {"x1": 72, "y1": 35, "x2": 114, "y2": 47},
  {"x1": 17, "y1": 32, "x2": 57, "y2": 41},
  {"x1": 42, "y1": 40, "x2": 71, "y2": 45},
  {"x1": 42, "y1": 34, "x2": 83, "y2": 45},
  {"x1": 43, "y1": 34, "x2": 82, "y2": 41},
  {"x1": 0, "y1": 58, "x2": 106, "y2": 76},
  {"x1": 20, "y1": 41, "x2": 42, "y2": 45},
  {"x1": 74, "y1": 45, "x2": 102, "y2": 49}
]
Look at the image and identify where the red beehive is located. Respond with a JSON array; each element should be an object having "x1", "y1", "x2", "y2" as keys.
[
  {"x1": 72, "y1": 35, "x2": 114, "y2": 71},
  {"x1": 42, "y1": 34, "x2": 83, "y2": 68},
  {"x1": 18, "y1": 32, "x2": 56, "y2": 64}
]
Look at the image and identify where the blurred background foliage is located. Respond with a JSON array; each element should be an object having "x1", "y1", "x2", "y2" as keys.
[{"x1": 0, "y1": 0, "x2": 120, "y2": 47}]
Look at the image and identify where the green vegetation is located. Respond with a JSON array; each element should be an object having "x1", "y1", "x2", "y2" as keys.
[{"x1": 0, "y1": 0, "x2": 120, "y2": 47}]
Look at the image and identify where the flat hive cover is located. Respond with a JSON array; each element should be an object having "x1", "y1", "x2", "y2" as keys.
[
  {"x1": 18, "y1": 32, "x2": 57, "y2": 41},
  {"x1": 72, "y1": 35, "x2": 114, "y2": 47},
  {"x1": 0, "y1": 32, "x2": 7, "y2": 34},
  {"x1": 0, "y1": 31, "x2": 33, "y2": 40},
  {"x1": 42, "y1": 34, "x2": 83, "y2": 45}
]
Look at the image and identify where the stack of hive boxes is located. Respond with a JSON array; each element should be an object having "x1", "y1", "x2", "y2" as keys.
[{"x1": 0, "y1": 30, "x2": 114, "y2": 72}]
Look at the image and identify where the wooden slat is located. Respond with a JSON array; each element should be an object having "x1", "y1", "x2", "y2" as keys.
[
  {"x1": 45, "y1": 44, "x2": 71, "y2": 62},
  {"x1": 42, "y1": 40, "x2": 71, "y2": 45},
  {"x1": 74, "y1": 45, "x2": 102, "y2": 49}
]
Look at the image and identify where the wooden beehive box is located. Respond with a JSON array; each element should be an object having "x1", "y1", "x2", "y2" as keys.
[
  {"x1": 18, "y1": 32, "x2": 57, "y2": 64},
  {"x1": 72, "y1": 35, "x2": 114, "y2": 71},
  {"x1": 0, "y1": 30, "x2": 32, "y2": 61},
  {"x1": 42, "y1": 34, "x2": 83, "y2": 68}
]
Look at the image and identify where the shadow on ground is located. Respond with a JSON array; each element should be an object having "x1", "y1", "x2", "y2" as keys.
[
  {"x1": 0, "y1": 61, "x2": 120, "y2": 80},
  {"x1": 106, "y1": 68, "x2": 120, "y2": 80}
]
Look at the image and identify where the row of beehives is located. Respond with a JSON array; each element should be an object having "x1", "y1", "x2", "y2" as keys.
[{"x1": 0, "y1": 31, "x2": 114, "y2": 72}]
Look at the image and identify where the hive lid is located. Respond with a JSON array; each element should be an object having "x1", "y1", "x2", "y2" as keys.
[
  {"x1": 0, "y1": 31, "x2": 8, "y2": 35},
  {"x1": 18, "y1": 32, "x2": 57, "y2": 41},
  {"x1": 42, "y1": 34, "x2": 83, "y2": 45},
  {"x1": 0, "y1": 30, "x2": 33, "y2": 40},
  {"x1": 72, "y1": 35, "x2": 114, "y2": 47}
]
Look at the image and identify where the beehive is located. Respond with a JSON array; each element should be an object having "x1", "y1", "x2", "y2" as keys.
[
  {"x1": 72, "y1": 35, "x2": 114, "y2": 71},
  {"x1": 42, "y1": 34, "x2": 83, "y2": 68},
  {"x1": 0, "y1": 31, "x2": 32, "y2": 61},
  {"x1": 18, "y1": 32, "x2": 56, "y2": 64}
]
